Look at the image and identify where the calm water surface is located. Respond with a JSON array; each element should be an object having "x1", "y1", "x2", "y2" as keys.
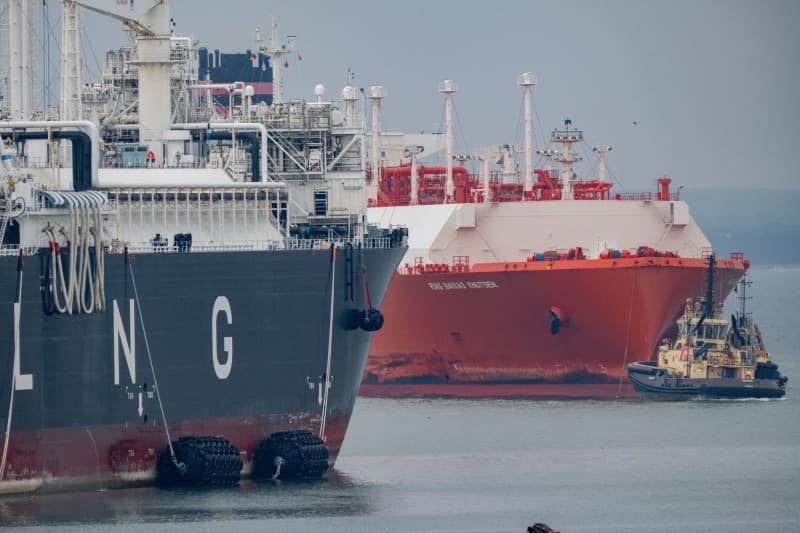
[{"x1": 2, "y1": 267, "x2": 799, "y2": 532}]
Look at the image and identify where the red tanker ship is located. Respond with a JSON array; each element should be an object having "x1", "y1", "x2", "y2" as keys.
[{"x1": 363, "y1": 76, "x2": 747, "y2": 398}]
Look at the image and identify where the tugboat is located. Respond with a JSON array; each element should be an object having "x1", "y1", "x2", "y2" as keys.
[{"x1": 627, "y1": 255, "x2": 788, "y2": 399}]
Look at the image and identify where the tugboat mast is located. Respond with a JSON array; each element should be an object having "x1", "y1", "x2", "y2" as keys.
[
  {"x1": 705, "y1": 253, "x2": 716, "y2": 317},
  {"x1": 737, "y1": 275, "x2": 752, "y2": 323}
]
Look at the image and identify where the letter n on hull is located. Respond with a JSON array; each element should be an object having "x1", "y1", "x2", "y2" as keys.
[{"x1": 113, "y1": 299, "x2": 136, "y2": 385}]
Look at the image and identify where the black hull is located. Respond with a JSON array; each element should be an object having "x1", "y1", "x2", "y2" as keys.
[
  {"x1": 627, "y1": 362, "x2": 786, "y2": 400},
  {"x1": 0, "y1": 245, "x2": 404, "y2": 493}
]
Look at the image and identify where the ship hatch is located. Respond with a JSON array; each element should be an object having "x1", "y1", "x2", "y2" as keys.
[{"x1": 314, "y1": 190, "x2": 328, "y2": 216}]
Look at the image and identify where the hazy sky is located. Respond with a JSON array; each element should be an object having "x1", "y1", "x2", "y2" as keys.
[{"x1": 66, "y1": 1, "x2": 800, "y2": 190}]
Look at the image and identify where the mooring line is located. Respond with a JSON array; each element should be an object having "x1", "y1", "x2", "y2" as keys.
[
  {"x1": 1, "y1": 252, "x2": 24, "y2": 480},
  {"x1": 126, "y1": 249, "x2": 178, "y2": 463},
  {"x1": 319, "y1": 244, "x2": 336, "y2": 440}
]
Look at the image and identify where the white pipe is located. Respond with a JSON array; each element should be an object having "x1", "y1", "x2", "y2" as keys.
[
  {"x1": 368, "y1": 86, "x2": 384, "y2": 205},
  {"x1": 439, "y1": 80, "x2": 457, "y2": 203},
  {"x1": 172, "y1": 122, "x2": 272, "y2": 183},
  {"x1": 0, "y1": 120, "x2": 99, "y2": 187},
  {"x1": 480, "y1": 157, "x2": 490, "y2": 203},
  {"x1": 60, "y1": 0, "x2": 82, "y2": 122},
  {"x1": 410, "y1": 152, "x2": 418, "y2": 205},
  {"x1": 370, "y1": 98, "x2": 380, "y2": 203},
  {"x1": 444, "y1": 91, "x2": 453, "y2": 202},
  {"x1": 188, "y1": 83, "x2": 240, "y2": 91},
  {"x1": 21, "y1": 0, "x2": 32, "y2": 119},
  {"x1": 9, "y1": 0, "x2": 22, "y2": 119},
  {"x1": 518, "y1": 73, "x2": 536, "y2": 199}
]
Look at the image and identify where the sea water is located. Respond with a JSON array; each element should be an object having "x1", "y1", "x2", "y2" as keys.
[{"x1": 1, "y1": 267, "x2": 798, "y2": 532}]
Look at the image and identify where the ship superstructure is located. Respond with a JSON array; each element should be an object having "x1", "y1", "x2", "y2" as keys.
[
  {"x1": 363, "y1": 74, "x2": 747, "y2": 397},
  {"x1": 0, "y1": 0, "x2": 405, "y2": 493}
]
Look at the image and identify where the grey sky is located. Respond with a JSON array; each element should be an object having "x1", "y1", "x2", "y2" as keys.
[{"x1": 77, "y1": 0, "x2": 800, "y2": 190}]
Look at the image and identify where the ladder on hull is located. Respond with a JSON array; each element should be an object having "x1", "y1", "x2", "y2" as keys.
[{"x1": 0, "y1": 215, "x2": 8, "y2": 246}]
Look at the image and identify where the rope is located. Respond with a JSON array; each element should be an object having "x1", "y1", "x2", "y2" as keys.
[
  {"x1": 363, "y1": 272, "x2": 373, "y2": 310},
  {"x1": 319, "y1": 245, "x2": 336, "y2": 440},
  {"x1": 272, "y1": 456, "x2": 285, "y2": 480},
  {"x1": 93, "y1": 209, "x2": 105, "y2": 311},
  {"x1": 616, "y1": 267, "x2": 638, "y2": 397},
  {"x1": 359, "y1": 243, "x2": 372, "y2": 310},
  {"x1": 1, "y1": 252, "x2": 24, "y2": 480},
  {"x1": 44, "y1": 226, "x2": 68, "y2": 314},
  {"x1": 78, "y1": 208, "x2": 95, "y2": 314},
  {"x1": 126, "y1": 250, "x2": 178, "y2": 463}
]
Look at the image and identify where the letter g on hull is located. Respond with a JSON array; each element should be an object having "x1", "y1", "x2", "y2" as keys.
[{"x1": 212, "y1": 296, "x2": 234, "y2": 379}]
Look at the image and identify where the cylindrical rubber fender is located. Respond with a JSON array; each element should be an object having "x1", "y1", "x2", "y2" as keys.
[
  {"x1": 156, "y1": 435, "x2": 243, "y2": 486},
  {"x1": 251, "y1": 430, "x2": 329, "y2": 480},
  {"x1": 360, "y1": 308, "x2": 384, "y2": 332}
]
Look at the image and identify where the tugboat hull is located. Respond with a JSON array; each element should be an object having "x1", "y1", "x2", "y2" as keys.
[{"x1": 627, "y1": 362, "x2": 786, "y2": 400}]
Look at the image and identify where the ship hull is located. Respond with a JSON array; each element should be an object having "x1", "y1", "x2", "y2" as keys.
[
  {"x1": 0, "y1": 245, "x2": 404, "y2": 493},
  {"x1": 363, "y1": 257, "x2": 745, "y2": 398}
]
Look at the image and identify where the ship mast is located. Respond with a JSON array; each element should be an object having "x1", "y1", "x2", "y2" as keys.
[
  {"x1": 73, "y1": 0, "x2": 172, "y2": 145},
  {"x1": 60, "y1": 0, "x2": 82, "y2": 121},
  {"x1": 368, "y1": 85, "x2": 385, "y2": 206},
  {"x1": 439, "y1": 79, "x2": 457, "y2": 203},
  {"x1": 409, "y1": 145, "x2": 422, "y2": 205},
  {"x1": 592, "y1": 146, "x2": 612, "y2": 182},
  {"x1": 737, "y1": 275, "x2": 752, "y2": 323},
  {"x1": 705, "y1": 253, "x2": 716, "y2": 316},
  {"x1": 518, "y1": 72, "x2": 536, "y2": 199},
  {"x1": 258, "y1": 17, "x2": 294, "y2": 106},
  {"x1": 551, "y1": 118, "x2": 583, "y2": 200},
  {"x1": 8, "y1": 0, "x2": 34, "y2": 119}
]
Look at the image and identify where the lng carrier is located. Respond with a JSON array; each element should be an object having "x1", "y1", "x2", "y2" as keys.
[
  {"x1": 0, "y1": 0, "x2": 404, "y2": 493},
  {"x1": 363, "y1": 76, "x2": 747, "y2": 398}
]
